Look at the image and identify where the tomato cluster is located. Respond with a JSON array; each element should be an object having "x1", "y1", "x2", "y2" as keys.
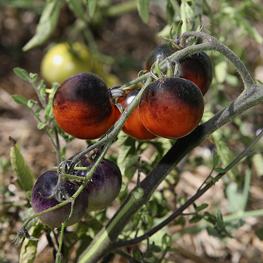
[
  {"x1": 51, "y1": 42, "x2": 212, "y2": 141},
  {"x1": 31, "y1": 155, "x2": 122, "y2": 228},
  {"x1": 32, "y1": 40, "x2": 213, "y2": 228}
]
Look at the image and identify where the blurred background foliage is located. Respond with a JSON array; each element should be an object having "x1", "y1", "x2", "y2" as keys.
[{"x1": 1, "y1": 0, "x2": 263, "y2": 262}]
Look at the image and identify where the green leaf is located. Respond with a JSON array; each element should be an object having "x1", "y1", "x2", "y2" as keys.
[
  {"x1": 11, "y1": 95, "x2": 28, "y2": 107},
  {"x1": 9, "y1": 137, "x2": 35, "y2": 192},
  {"x1": 214, "y1": 167, "x2": 226, "y2": 173},
  {"x1": 37, "y1": 122, "x2": 47, "y2": 130},
  {"x1": 27, "y1": 99, "x2": 38, "y2": 109},
  {"x1": 66, "y1": 0, "x2": 85, "y2": 20},
  {"x1": 166, "y1": 0, "x2": 175, "y2": 25},
  {"x1": 23, "y1": 0, "x2": 60, "y2": 51},
  {"x1": 180, "y1": 0, "x2": 195, "y2": 33},
  {"x1": 194, "y1": 203, "x2": 208, "y2": 212},
  {"x1": 225, "y1": 182, "x2": 244, "y2": 213},
  {"x1": 86, "y1": 0, "x2": 97, "y2": 18},
  {"x1": 13, "y1": 67, "x2": 31, "y2": 81},
  {"x1": 137, "y1": 0, "x2": 150, "y2": 23},
  {"x1": 29, "y1": 73, "x2": 38, "y2": 83},
  {"x1": 216, "y1": 209, "x2": 225, "y2": 229},
  {"x1": 133, "y1": 247, "x2": 142, "y2": 260},
  {"x1": 213, "y1": 151, "x2": 219, "y2": 167},
  {"x1": 117, "y1": 132, "x2": 139, "y2": 180},
  {"x1": 19, "y1": 224, "x2": 44, "y2": 263},
  {"x1": 189, "y1": 214, "x2": 203, "y2": 223},
  {"x1": 255, "y1": 226, "x2": 263, "y2": 241}
]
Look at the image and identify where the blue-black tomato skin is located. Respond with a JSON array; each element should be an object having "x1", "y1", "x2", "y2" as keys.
[
  {"x1": 52, "y1": 72, "x2": 117, "y2": 140},
  {"x1": 139, "y1": 77, "x2": 204, "y2": 139},
  {"x1": 31, "y1": 170, "x2": 89, "y2": 228},
  {"x1": 75, "y1": 156, "x2": 122, "y2": 211},
  {"x1": 145, "y1": 43, "x2": 213, "y2": 95}
]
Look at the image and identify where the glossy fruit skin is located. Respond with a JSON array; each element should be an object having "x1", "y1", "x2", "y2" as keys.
[
  {"x1": 76, "y1": 156, "x2": 122, "y2": 211},
  {"x1": 41, "y1": 42, "x2": 92, "y2": 85},
  {"x1": 145, "y1": 43, "x2": 179, "y2": 71},
  {"x1": 116, "y1": 88, "x2": 156, "y2": 141},
  {"x1": 52, "y1": 72, "x2": 117, "y2": 139},
  {"x1": 139, "y1": 77, "x2": 204, "y2": 139},
  {"x1": 145, "y1": 43, "x2": 213, "y2": 95},
  {"x1": 31, "y1": 170, "x2": 89, "y2": 228}
]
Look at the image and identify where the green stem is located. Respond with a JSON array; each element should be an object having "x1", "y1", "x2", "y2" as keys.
[
  {"x1": 179, "y1": 31, "x2": 255, "y2": 88},
  {"x1": 103, "y1": 1, "x2": 137, "y2": 17}
]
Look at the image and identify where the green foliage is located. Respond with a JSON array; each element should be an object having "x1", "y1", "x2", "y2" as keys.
[
  {"x1": 22, "y1": 0, "x2": 60, "y2": 51},
  {"x1": 9, "y1": 137, "x2": 35, "y2": 193}
]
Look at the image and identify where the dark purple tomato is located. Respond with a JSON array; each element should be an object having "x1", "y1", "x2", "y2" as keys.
[
  {"x1": 145, "y1": 43, "x2": 180, "y2": 72},
  {"x1": 116, "y1": 87, "x2": 156, "y2": 141},
  {"x1": 145, "y1": 43, "x2": 213, "y2": 95},
  {"x1": 75, "y1": 156, "x2": 122, "y2": 211},
  {"x1": 139, "y1": 77, "x2": 204, "y2": 139},
  {"x1": 31, "y1": 170, "x2": 88, "y2": 228},
  {"x1": 52, "y1": 72, "x2": 117, "y2": 139}
]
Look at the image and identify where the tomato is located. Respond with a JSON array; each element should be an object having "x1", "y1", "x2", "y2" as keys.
[
  {"x1": 41, "y1": 42, "x2": 93, "y2": 85},
  {"x1": 75, "y1": 155, "x2": 122, "y2": 211},
  {"x1": 139, "y1": 77, "x2": 204, "y2": 139},
  {"x1": 145, "y1": 43, "x2": 213, "y2": 95},
  {"x1": 31, "y1": 170, "x2": 89, "y2": 228},
  {"x1": 52, "y1": 72, "x2": 117, "y2": 140},
  {"x1": 116, "y1": 87, "x2": 156, "y2": 140},
  {"x1": 145, "y1": 43, "x2": 180, "y2": 71}
]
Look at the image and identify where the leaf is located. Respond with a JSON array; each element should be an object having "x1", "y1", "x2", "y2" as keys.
[
  {"x1": 37, "y1": 122, "x2": 47, "y2": 130},
  {"x1": 133, "y1": 247, "x2": 142, "y2": 260},
  {"x1": 180, "y1": 0, "x2": 195, "y2": 33},
  {"x1": 212, "y1": 128, "x2": 239, "y2": 180},
  {"x1": 213, "y1": 151, "x2": 219, "y2": 167},
  {"x1": 225, "y1": 182, "x2": 244, "y2": 213},
  {"x1": 189, "y1": 214, "x2": 203, "y2": 223},
  {"x1": 166, "y1": 0, "x2": 175, "y2": 25},
  {"x1": 19, "y1": 224, "x2": 44, "y2": 263},
  {"x1": 66, "y1": 0, "x2": 85, "y2": 20},
  {"x1": 255, "y1": 226, "x2": 263, "y2": 241},
  {"x1": 117, "y1": 132, "x2": 139, "y2": 180},
  {"x1": 13, "y1": 67, "x2": 31, "y2": 81},
  {"x1": 137, "y1": 0, "x2": 150, "y2": 23},
  {"x1": 216, "y1": 209, "x2": 225, "y2": 230},
  {"x1": 9, "y1": 137, "x2": 35, "y2": 192},
  {"x1": 86, "y1": 0, "x2": 97, "y2": 18},
  {"x1": 214, "y1": 167, "x2": 226, "y2": 173},
  {"x1": 23, "y1": 0, "x2": 60, "y2": 51},
  {"x1": 11, "y1": 95, "x2": 28, "y2": 107},
  {"x1": 194, "y1": 203, "x2": 208, "y2": 212}
]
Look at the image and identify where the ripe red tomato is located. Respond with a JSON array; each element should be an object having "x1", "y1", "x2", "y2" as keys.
[
  {"x1": 116, "y1": 87, "x2": 156, "y2": 141},
  {"x1": 53, "y1": 72, "x2": 117, "y2": 139},
  {"x1": 145, "y1": 43, "x2": 213, "y2": 95},
  {"x1": 139, "y1": 77, "x2": 204, "y2": 139}
]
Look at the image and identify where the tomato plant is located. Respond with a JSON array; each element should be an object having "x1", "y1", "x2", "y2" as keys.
[
  {"x1": 52, "y1": 72, "x2": 117, "y2": 139},
  {"x1": 139, "y1": 77, "x2": 204, "y2": 139},
  {"x1": 3, "y1": 0, "x2": 263, "y2": 263}
]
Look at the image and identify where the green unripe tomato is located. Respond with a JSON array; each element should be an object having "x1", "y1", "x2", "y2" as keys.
[{"x1": 40, "y1": 42, "x2": 92, "y2": 85}]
